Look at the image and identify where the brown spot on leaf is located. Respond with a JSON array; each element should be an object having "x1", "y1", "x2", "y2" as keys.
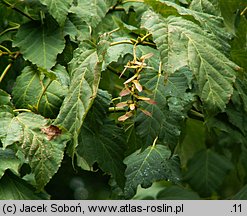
[{"x1": 41, "y1": 125, "x2": 62, "y2": 141}]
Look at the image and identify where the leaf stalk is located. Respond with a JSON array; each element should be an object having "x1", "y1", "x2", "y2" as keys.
[
  {"x1": 122, "y1": 0, "x2": 144, "y2": 3},
  {"x1": 109, "y1": 107, "x2": 126, "y2": 112},
  {"x1": 0, "y1": 63, "x2": 12, "y2": 83},
  {"x1": 241, "y1": 7, "x2": 247, "y2": 16},
  {"x1": 36, "y1": 79, "x2": 53, "y2": 111},
  {"x1": 13, "y1": 109, "x2": 32, "y2": 113}
]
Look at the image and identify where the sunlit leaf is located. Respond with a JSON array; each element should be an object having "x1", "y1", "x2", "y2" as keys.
[
  {"x1": 190, "y1": 0, "x2": 221, "y2": 16},
  {"x1": 69, "y1": 0, "x2": 118, "y2": 28},
  {"x1": 142, "y1": 10, "x2": 238, "y2": 114},
  {"x1": 0, "y1": 111, "x2": 70, "y2": 189},
  {"x1": 13, "y1": 19, "x2": 65, "y2": 69},
  {"x1": 0, "y1": 108, "x2": 22, "y2": 147},
  {"x1": 124, "y1": 144, "x2": 180, "y2": 199},
  {"x1": 17, "y1": 113, "x2": 70, "y2": 189},
  {"x1": 12, "y1": 66, "x2": 67, "y2": 118},
  {"x1": 39, "y1": 0, "x2": 73, "y2": 26},
  {"x1": 54, "y1": 43, "x2": 101, "y2": 156}
]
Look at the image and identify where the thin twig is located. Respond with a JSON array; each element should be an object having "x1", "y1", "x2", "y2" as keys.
[
  {"x1": 0, "y1": 63, "x2": 12, "y2": 83},
  {"x1": 107, "y1": 65, "x2": 121, "y2": 76},
  {"x1": 241, "y1": 7, "x2": 247, "y2": 16},
  {"x1": 0, "y1": 52, "x2": 19, "y2": 83},
  {"x1": 0, "y1": 45, "x2": 11, "y2": 53},
  {"x1": 189, "y1": 109, "x2": 204, "y2": 120},
  {"x1": 36, "y1": 79, "x2": 53, "y2": 111},
  {"x1": 109, "y1": 107, "x2": 126, "y2": 112},
  {"x1": 110, "y1": 40, "x2": 133, "y2": 46},
  {"x1": 13, "y1": 109, "x2": 32, "y2": 113},
  {"x1": 122, "y1": 0, "x2": 144, "y2": 3},
  {"x1": 140, "y1": 33, "x2": 152, "y2": 42},
  {"x1": 0, "y1": 25, "x2": 20, "y2": 37},
  {"x1": 141, "y1": 41, "x2": 156, "y2": 48}
]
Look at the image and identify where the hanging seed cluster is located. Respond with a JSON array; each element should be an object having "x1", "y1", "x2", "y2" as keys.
[{"x1": 116, "y1": 43, "x2": 156, "y2": 122}]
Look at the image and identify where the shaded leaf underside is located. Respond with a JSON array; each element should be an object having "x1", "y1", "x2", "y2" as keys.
[
  {"x1": 184, "y1": 149, "x2": 233, "y2": 197},
  {"x1": 77, "y1": 90, "x2": 126, "y2": 188}
]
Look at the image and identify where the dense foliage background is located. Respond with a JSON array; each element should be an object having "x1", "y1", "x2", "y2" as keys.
[{"x1": 0, "y1": 0, "x2": 246, "y2": 200}]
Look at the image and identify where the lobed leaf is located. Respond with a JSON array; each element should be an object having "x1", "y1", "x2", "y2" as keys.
[
  {"x1": 39, "y1": 0, "x2": 73, "y2": 26},
  {"x1": 12, "y1": 66, "x2": 67, "y2": 118},
  {"x1": 0, "y1": 111, "x2": 70, "y2": 189},
  {"x1": 0, "y1": 148, "x2": 21, "y2": 179},
  {"x1": 190, "y1": 0, "x2": 221, "y2": 16},
  {"x1": 232, "y1": 184, "x2": 247, "y2": 200},
  {"x1": 142, "y1": 10, "x2": 238, "y2": 114},
  {"x1": 13, "y1": 19, "x2": 65, "y2": 69},
  {"x1": 184, "y1": 149, "x2": 233, "y2": 197},
  {"x1": 124, "y1": 144, "x2": 181, "y2": 199},
  {"x1": 64, "y1": 14, "x2": 91, "y2": 41},
  {"x1": 136, "y1": 67, "x2": 193, "y2": 148},
  {"x1": 77, "y1": 90, "x2": 126, "y2": 188},
  {"x1": 17, "y1": 113, "x2": 70, "y2": 189},
  {"x1": 157, "y1": 185, "x2": 200, "y2": 200},
  {"x1": 219, "y1": 0, "x2": 245, "y2": 34},
  {"x1": 157, "y1": 1, "x2": 232, "y2": 53},
  {"x1": 0, "y1": 107, "x2": 22, "y2": 147},
  {"x1": 102, "y1": 44, "x2": 133, "y2": 71},
  {"x1": 0, "y1": 90, "x2": 12, "y2": 106},
  {"x1": 12, "y1": 66, "x2": 41, "y2": 109},
  {"x1": 0, "y1": 172, "x2": 49, "y2": 200},
  {"x1": 69, "y1": 0, "x2": 118, "y2": 28},
  {"x1": 54, "y1": 43, "x2": 101, "y2": 156}
]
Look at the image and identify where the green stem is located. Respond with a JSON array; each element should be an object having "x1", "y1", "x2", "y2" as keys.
[
  {"x1": 0, "y1": 51, "x2": 19, "y2": 83},
  {"x1": 141, "y1": 41, "x2": 156, "y2": 47},
  {"x1": 0, "y1": 25, "x2": 20, "y2": 37},
  {"x1": 113, "y1": 6, "x2": 126, "y2": 11},
  {"x1": 140, "y1": 33, "x2": 152, "y2": 42},
  {"x1": 13, "y1": 109, "x2": 32, "y2": 113},
  {"x1": 122, "y1": 0, "x2": 144, "y2": 3},
  {"x1": 0, "y1": 45, "x2": 11, "y2": 53},
  {"x1": 1, "y1": 0, "x2": 35, "y2": 21},
  {"x1": 158, "y1": 61, "x2": 162, "y2": 75},
  {"x1": 189, "y1": 109, "x2": 204, "y2": 120},
  {"x1": 0, "y1": 63, "x2": 12, "y2": 83},
  {"x1": 107, "y1": 65, "x2": 125, "y2": 77},
  {"x1": 110, "y1": 40, "x2": 133, "y2": 46},
  {"x1": 133, "y1": 43, "x2": 137, "y2": 61},
  {"x1": 36, "y1": 79, "x2": 53, "y2": 111},
  {"x1": 108, "y1": 28, "x2": 120, "y2": 35},
  {"x1": 241, "y1": 7, "x2": 247, "y2": 16},
  {"x1": 152, "y1": 136, "x2": 158, "y2": 147},
  {"x1": 109, "y1": 107, "x2": 126, "y2": 112}
]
